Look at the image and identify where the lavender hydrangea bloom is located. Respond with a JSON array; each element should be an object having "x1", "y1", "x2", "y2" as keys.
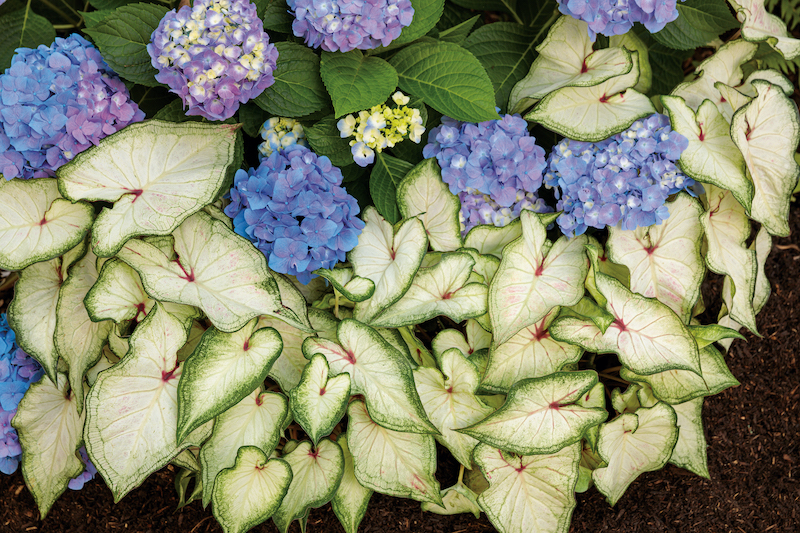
[
  {"x1": 224, "y1": 144, "x2": 365, "y2": 284},
  {"x1": 544, "y1": 113, "x2": 694, "y2": 237},
  {"x1": 557, "y1": 0, "x2": 686, "y2": 40},
  {"x1": 288, "y1": 0, "x2": 414, "y2": 52},
  {"x1": 0, "y1": 34, "x2": 144, "y2": 180},
  {"x1": 148, "y1": 0, "x2": 278, "y2": 121}
]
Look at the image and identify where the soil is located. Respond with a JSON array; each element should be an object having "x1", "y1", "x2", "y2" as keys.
[{"x1": 1, "y1": 204, "x2": 799, "y2": 533}]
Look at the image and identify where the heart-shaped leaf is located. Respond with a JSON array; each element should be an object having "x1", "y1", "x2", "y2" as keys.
[
  {"x1": 331, "y1": 435, "x2": 373, "y2": 533},
  {"x1": 313, "y1": 267, "x2": 375, "y2": 302},
  {"x1": 320, "y1": 50, "x2": 398, "y2": 118},
  {"x1": 290, "y1": 354, "x2": 350, "y2": 445},
  {"x1": 463, "y1": 218, "x2": 522, "y2": 258}
]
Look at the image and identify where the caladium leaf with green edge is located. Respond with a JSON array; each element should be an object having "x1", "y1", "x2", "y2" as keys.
[
  {"x1": 592, "y1": 402, "x2": 679, "y2": 506},
  {"x1": 459, "y1": 371, "x2": 606, "y2": 455},
  {"x1": 172, "y1": 448, "x2": 201, "y2": 473},
  {"x1": 0, "y1": 178, "x2": 93, "y2": 271},
  {"x1": 473, "y1": 442, "x2": 581, "y2": 533},
  {"x1": 270, "y1": 272, "x2": 313, "y2": 332},
  {"x1": 313, "y1": 267, "x2": 375, "y2": 302},
  {"x1": 714, "y1": 82, "x2": 754, "y2": 122},
  {"x1": 331, "y1": 435, "x2": 373, "y2": 533},
  {"x1": 460, "y1": 248, "x2": 500, "y2": 285},
  {"x1": 431, "y1": 320, "x2": 492, "y2": 361},
  {"x1": 346, "y1": 400, "x2": 443, "y2": 505},
  {"x1": 397, "y1": 325, "x2": 438, "y2": 368},
  {"x1": 729, "y1": 0, "x2": 800, "y2": 60},
  {"x1": 57, "y1": 120, "x2": 242, "y2": 257},
  {"x1": 272, "y1": 439, "x2": 344, "y2": 533},
  {"x1": 290, "y1": 354, "x2": 350, "y2": 446},
  {"x1": 608, "y1": 30, "x2": 652, "y2": 94},
  {"x1": 12, "y1": 373, "x2": 85, "y2": 518},
  {"x1": 463, "y1": 218, "x2": 522, "y2": 258},
  {"x1": 421, "y1": 481, "x2": 482, "y2": 518},
  {"x1": 649, "y1": 395, "x2": 710, "y2": 478},
  {"x1": 212, "y1": 446, "x2": 292, "y2": 533},
  {"x1": 739, "y1": 69, "x2": 794, "y2": 97},
  {"x1": 611, "y1": 383, "x2": 643, "y2": 415},
  {"x1": 578, "y1": 382, "x2": 605, "y2": 451},
  {"x1": 562, "y1": 296, "x2": 615, "y2": 333},
  {"x1": 302, "y1": 318, "x2": 436, "y2": 433},
  {"x1": 686, "y1": 324, "x2": 746, "y2": 349}
]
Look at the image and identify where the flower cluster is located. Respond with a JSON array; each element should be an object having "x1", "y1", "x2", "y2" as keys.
[
  {"x1": 288, "y1": 0, "x2": 414, "y2": 52},
  {"x1": 258, "y1": 117, "x2": 308, "y2": 160},
  {"x1": 0, "y1": 34, "x2": 144, "y2": 180},
  {"x1": 557, "y1": 0, "x2": 685, "y2": 39},
  {"x1": 337, "y1": 91, "x2": 425, "y2": 167},
  {"x1": 148, "y1": 0, "x2": 278, "y2": 121},
  {"x1": 423, "y1": 113, "x2": 552, "y2": 235},
  {"x1": 225, "y1": 145, "x2": 365, "y2": 284},
  {"x1": 544, "y1": 113, "x2": 693, "y2": 237}
]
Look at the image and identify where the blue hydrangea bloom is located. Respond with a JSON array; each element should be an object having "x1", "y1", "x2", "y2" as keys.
[
  {"x1": 0, "y1": 34, "x2": 144, "y2": 180},
  {"x1": 544, "y1": 113, "x2": 693, "y2": 237},
  {"x1": 148, "y1": 0, "x2": 278, "y2": 121},
  {"x1": 557, "y1": 0, "x2": 686, "y2": 40},
  {"x1": 288, "y1": 0, "x2": 414, "y2": 52},
  {"x1": 224, "y1": 144, "x2": 365, "y2": 284}
]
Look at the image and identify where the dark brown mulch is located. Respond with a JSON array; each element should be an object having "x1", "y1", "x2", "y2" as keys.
[{"x1": 2, "y1": 204, "x2": 800, "y2": 533}]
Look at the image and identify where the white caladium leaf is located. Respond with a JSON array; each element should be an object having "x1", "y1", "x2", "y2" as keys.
[
  {"x1": 12, "y1": 373, "x2": 84, "y2": 518},
  {"x1": 714, "y1": 82, "x2": 754, "y2": 122},
  {"x1": 172, "y1": 447, "x2": 201, "y2": 473},
  {"x1": 431, "y1": 321, "x2": 491, "y2": 361},
  {"x1": 526, "y1": 52, "x2": 655, "y2": 142},
  {"x1": 370, "y1": 252, "x2": 488, "y2": 328},
  {"x1": 0, "y1": 178, "x2": 93, "y2": 271},
  {"x1": 592, "y1": 402, "x2": 679, "y2": 505},
  {"x1": 58, "y1": 120, "x2": 241, "y2": 256},
  {"x1": 331, "y1": 435, "x2": 373, "y2": 533},
  {"x1": 86, "y1": 348, "x2": 117, "y2": 386},
  {"x1": 84, "y1": 259, "x2": 150, "y2": 324},
  {"x1": 290, "y1": 354, "x2": 351, "y2": 445},
  {"x1": 397, "y1": 325, "x2": 438, "y2": 368},
  {"x1": 460, "y1": 248, "x2": 500, "y2": 285},
  {"x1": 302, "y1": 319, "x2": 435, "y2": 433},
  {"x1": 730, "y1": 0, "x2": 800, "y2": 60},
  {"x1": 665, "y1": 398, "x2": 709, "y2": 478},
  {"x1": 212, "y1": 446, "x2": 292, "y2": 533},
  {"x1": 609, "y1": 30, "x2": 652, "y2": 94},
  {"x1": 740, "y1": 69, "x2": 794, "y2": 97},
  {"x1": 313, "y1": 267, "x2": 375, "y2": 302},
  {"x1": 177, "y1": 319, "x2": 282, "y2": 442},
  {"x1": 459, "y1": 371, "x2": 606, "y2": 455},
  {"x1": 107, "y1": 324, "x2": 130, "y2": 360},
  {"x1": 611, "y1": 383, "x2": 643, "y2": 415},
  {"x1": 414, "y1": 348, "x2": 494, "y2": 468},
  {"x1": 200, "y1": 388, "x2": 288, "y2": 507},
  {"x1": 396, "y1": 158, "x2": 462, "y2": 252},
  {"x1": 661, "y1": 97, "x2": 753, "y2": 211},
  {"x1": 421, "y1": 480, "x2": 481, "y2": 518},
  {"x1": 272, "y1": 439, "x2": 344, "y2": 533},
  {"x1": 562, "y1": 296, "x2": 615, "y2": 333},
  {"x1": 489, "y1": 211, "x2": 588, "y2": 346},
  {"x1": 731, "y1": 80, "x2": 800, "y2": 237},
  {"x1": 474, "y1": 442, "x2": 580, "y2": 533},
  {"x1": 346, "y1": 400, "x2": 442, "y2": 505},
  {"x1": 269, "y1": 272, "x2": 313, "y2": 332},
  {"x1": 350, "y1": 207, "x2": 428, "y2": 324},
  {"x1": 463, "y1": 218, "x2": 522, "y2": 258},
  {"x1": 116, "y1": 211, "x2": 282, "y2": 333},
  {"x1": 578, "y1": 382, "x2": 605, "y2": 451},
  {"x1": 606, "y1": 194, "x2": 705, "y2": 323}
]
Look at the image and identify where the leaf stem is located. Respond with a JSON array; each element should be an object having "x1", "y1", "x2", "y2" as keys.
[{"x1": 457, "y1": 464, "x2": 465, "y2": 485}]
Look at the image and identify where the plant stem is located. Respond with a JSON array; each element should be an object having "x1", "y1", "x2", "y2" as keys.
[{"x1": 457, "y1": 464, "x2": 465, "y2": 485}]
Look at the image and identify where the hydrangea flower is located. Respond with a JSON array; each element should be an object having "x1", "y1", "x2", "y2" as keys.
[
  {"x1": 288, "y1": 0, "x2": 414, "y2": 52},
  {"x1": 147, "y1": 0, "x2": 278, "y2": 121},
  {"x1": 258, "y1": 117, "x2": 308, "y2": 159},
  {"x1": 544, "y1": 113, "x2": 693, "y2": 237},
  {"x1": 337, "y1": 91, "x2": 425, "y2": 167},
  {"x1": 557, "y1": 0, "x2": 686, "y2": 39},
  {"x1": 0, "y1": 34, "x2": 144, "y2": 180},
  {"x1": 224, "y1": 144, "x2": 365, "y2": 284}
]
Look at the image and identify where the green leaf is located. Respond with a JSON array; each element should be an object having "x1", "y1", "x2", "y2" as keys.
[
  {"x1": 631, "y1": 25, "x2": 690, "y2": 96},
  {"x1": 255, "y1": 42, "x2": 329, "y2": 118},
  {"x1": 651, "y1": 0, "x2": 738, "y2": 50},
  {"x1": 321, "y1": 51, "x2": 398, "y2": 118},
  {"x1": 255, "y1": 0, "x2": 294, "y2": 33},
  {"x1": 438, "y1": 15, "x2": 480, "y2": 44},
  {"x1": 370, "y1": 153, "x2": 413, "y2": 224},
  {"x1": 386, "y1": 0, "x2": 445, "y2": 48},
  {"x1": 289, "y1": 354, "x2": 351, "y2": 446},
  {"x1": 80, "y1": 9, "x2": 114, "y2": 28},
  {"x1": 306, "y1": 115, "x2": 356, "y2": 167},
  {"x1": 87, "y1": 0, "x2": 140, "y2": 8},
  {"x1": 422, "y1": 481, "x2": 482, "y2": 518},
  {"x1": 0, "y1": 8, "x2": 55, "y2": 70},
  {"x1": 313, "y1": 267, "x2": 375, "y2": 303},
  {"x1": 666, "y1": 398, "x2": 710, "y2": 478},
  {"x1": 152, "y1": 100, "x2": 202, "y2": 123},
  {"x1": 331, "y1": 435, "x2": 373, "y2": 533}
]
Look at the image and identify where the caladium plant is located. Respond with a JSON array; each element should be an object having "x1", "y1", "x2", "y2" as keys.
[{"x1": 1, "y1": 1, "x2": 799, "y2": 533}]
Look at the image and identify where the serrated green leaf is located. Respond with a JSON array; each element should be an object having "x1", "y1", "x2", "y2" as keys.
[
  {"x1": 306, "y1": 115, "x2": 357, "y2": 167},
  {"x1": 151, "y1": 99, "x2": 202, "y2": 123},
  {"x1": 0, "y1": 8, "x2": 55, "y2": 70},
  {"x1": 255, "y1": 42, "x2": 329, "y2": 117},
  {"x1": 321, "y1": 51, "x2": 398, "y2": 118},
  {"x1": 255, "y1": 0, "x2": 294, "y2": 33},
  {"x1": 376, "y1": 0, "x2": 445, "y2": 51},
  {"x1": 80, "y1": 9, "x2": 114, "y2": 28},
  {"x1": 652, "y1": 0, "x2": 738, "y2": 50},
  {"x1": 438, "y1": 15, "x2": 480, "y2": 44},
  {"x1": 370, "y1": 153, "x2": 413, "y2": 224},
  {"x1": 290, "y1": 354, "x2": 350, "y2": 445},
  {"x1": 331, "y1": 435, "x2": 373, "y2": 533}
]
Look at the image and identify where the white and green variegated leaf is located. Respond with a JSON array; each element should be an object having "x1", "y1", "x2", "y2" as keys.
[
  {"x1": 172, "y1": 448, "x2": 201, "y2": 474},
  {"x1": 346, "y1": 400, "x2": 442, "y2": 505},
  {"x1": 740, "y1": 69, "x2": 794, "y2": 97},
  {"x1": 290, "y1": 354, "x2": 350, "y2": 445},
  {"x1": 200, "y1": 388, "x2": 288, "y2": 507},
  {"x1": 13, "y1": 373, "x2": 85, "y2": 518},
  {"x1": 414, "y1": 348, "x2": 494, "y2": 468},
  {"x1": 474, "y1": 442, "x2": 580, "y2": 533},
  {"x1": 397, "y1": 326, "x2": 437, "y2": 368},
  {"x1": 592, "y1": 403, "x2": 679, "y2": 506},
  {"x1": 331, "y1": 435, "x2": 373, "y2": 533},
  {"x1": 272, "y1": 439, "x2": 344, "y2": 533},
  {"x1": 116, "y1": 211, "x2": 282, "y2": 333},
  {"x1": 686, "y1": 324, "x2": 746, "y2": 349},
  {"x1": 730, "y1": 0, "x2": 800, "y2": 60},
  {"x1": 269, "y1": 272, "x2": 313, "y2": 332},
  {"x1": 463, "y1": 218, "x2": 522, "y2": 258},
  {"x1": 86, "y1": 348, "x2": 117, "y2": 386},
  {"x1": 313, "y1": 267, "x2": 375, "y2": 302},
  {"x1": 431, "y1": 320, "x2": 491, "y2": 361},
  {"x1": 396, "y1": 158, "x2": 462, "y2": 252},
  {"x1": 302, "y1": 319, "x2": 435, "y2": 433},
  {"x1": 350, "y1": 207, "x2": 428, "y2": 324},
  {"x1": 609, "y1": 30, "x2": 651, "y2": 94},
  {"x1": 58, "y1": 120, "x2": 241, "y2": 256},
  {"x1": 0, "y1": 178, "x2": 93, "y2": 271},
  {"x1": 421, "y1": 481, "x2": 481, "y2": 518},
  {"x1": 731, "y1": 80, "x2": 800, "y2": 237},
  {"x1": 562, "y1": 296, "x2": 615, "y2": 333},
  {"x1": 612, "y1": 383, "x2": 643, "y2": 415},
  {"x1": 666, "y1": 398, "x2": 709, "y2": 478},
  {"x1": 107, "y1": 325, "x2": 130, "y2": 360},
  {"x1": 460, "y1": 248, "x2": 501, "y2": 285},
  {"x1": 459, "y1": 371, "x2": 606, "y2": 455},
  {"x1": 578, "y1": 382, "x2": 605, "y2": 451},
  {"x1": 177, "y1": 319, "x2": 282, "y2": 442},
  {"x1": 212, "y1": 447, "x2": 292, "y2": 533},
  {"x1": 714, "y1": 82, "x2": 753, "y2": 121}
]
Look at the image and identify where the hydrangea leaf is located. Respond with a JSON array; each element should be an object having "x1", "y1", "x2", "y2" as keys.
[
  {"x1": 253, "y1": 41, "x2": 328, "y2": 117},
  {"x1": 370, "y1": 152, "x2": 413, "y2": 224},
  {"x1": 200, "y1": 389, "x2": 288, "y2": 507},
  {"x1": 272, "y1": 439, "x2": 344, "y2": 533},
  {"x1": 0, "y1": 178, "x2": 93, "y2": 271},
  {"x1": 459, "y1": 371, "x2": 606, "y2": 455},
  {"x1": 116, "y1": 211, "x2": 282, "y2": 333},
  {"x1": 350, "y1": 207, "x2": 428, "y2": 324},
  {"x1": 331, "y1": 435, "x2": 373, "y2": 533},
  {"x1": 651, "y1": 0, "x2": 738, "y2": 51},
  {"x1": 396, "y1": 158, "x2": 462, "y2": 252},
  {"x1": 730, "y1": 0, "x2": 800, "y2": 60},
  {"x1": 320, "y1": 50, "x2": 398, "y2": 118},
  {"x1": 389, "y1": 0, "x2": 445, "y2": 47},
  {"x1": 592, "y1": 403, "x2": 679, "y2": 506},
  {"x1": 473, "y1": 442, "x2": 580, "y2": 533},
  {"x1": 421, "y1": 481, "x2": 482, "y2": 518},
  {"x1": 346, "y1": 400, "x2": 442, "y2": 505},
  {"x1": 313, "y1": 267, "x2": 375, "y2": 302},
  {"x1": 463, "y1": 218, "x2": 522, "y2": 258},
  {"x1": 12, "y1": 373, "x2": 84, "y2": 518},
  {"x1": 0, "y1": 8, "x2": 56, "y2": 71},
  {"x1": 212, "y1": 447, "x2": 292, "y2": 533},
  {"x1": 302, "y1": 319, "x2": 436, "y2": 433},
  {"x1": 489, "y1": 210, "x2": 588, "y2": 346},
  {"x1": 665, "y1": 398, "x2": 709, "y2": 478},
  {"x1": 290, "y1": 354, "x2": 351, "y2": 446},
  {"x1": 731, "y1": 80, "x2": 800, "y2": 237}
]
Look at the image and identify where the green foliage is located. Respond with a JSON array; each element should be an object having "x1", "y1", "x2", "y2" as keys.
[
  {"x1": 255, "y1": 42, "x2": 330, "y2": 117},
  {"x1": 652, "y1": 0, "x2": 739, "y2": 50},
  {"x1": 765, "y1": 0, "x2": 800, "y2": 30},
  {"x1": 321, "y1": 51, "x2": 399, "y2": 118},
  {"x1": 0, "y1": 6, "x2": 55, "y2": 70},
  {"x1": 370, "y1": 153, "x2": 414, "y2": 223},
  {"x1": 254, "y1": 0, "x2": 294, "y2": 33}
]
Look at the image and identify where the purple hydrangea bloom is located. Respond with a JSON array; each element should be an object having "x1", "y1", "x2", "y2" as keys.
[
  {"x1": 557, "y1": 0, "x2": 686, "y2": 40},
  {"x1": 544, "y1": 113, "x2": 693, "y2": 237},
  {"x1": 0, "y1": 34, "x2": 144, "y2": 180},
  {"x1": 148, "y1": 0, "x2": 278, "y2": 121},
  {"x1": 224, "y1": 144, "x2": 365, "y2": 284},
  {"x1": 288, "y1": 0, "x2": 414, "y2": 52}
]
